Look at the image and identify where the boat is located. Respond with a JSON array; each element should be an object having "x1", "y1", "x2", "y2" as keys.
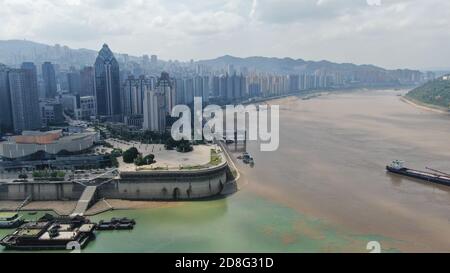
[
  {"x1": 96, "y1": 217, "x2": 136, "y2": 231},
  {"x1": 0, "y1": 215, "x2": 96, "y2": 250},
  {"x1": 386, "y1": 160, "x2": 450, "y2": 187},
  {"x1": 0, "y1": 213, "x2": 25, "y2": 229}
]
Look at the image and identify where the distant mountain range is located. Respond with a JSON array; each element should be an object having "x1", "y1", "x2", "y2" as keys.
[
  {"x1": 198, "y1": 54, "x2": 385, "y2": 73},
  {"x1": 0, "y1": 40, "x2": 141, "y2": 68},
  {"x1": 0, "y1": 40, "x2": 423, "y2": 85}
]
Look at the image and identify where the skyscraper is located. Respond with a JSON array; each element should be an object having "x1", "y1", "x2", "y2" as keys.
[
  {"x1": 42, "y1": 62, "x2": 57, "y2": 98},
  {"x1": 80, "y1": 66, "x2": 95, "y2": 96},
  {"x1": 94, "y1": 44, "x2": 121, "y2": 120},
  {"x1": 8, "y1": 63, "x2": 41, "y2": 131},
  {"x1": 151, "y1": 55, "x2": 158, "y2": 67},
  {"x1": 143, "y1": 89, "x2": 166, "y2": 133},
  {"x1": 157, "y1": 72, "x2": 175, "y2": 114},
  {"x1": 67, "y1": 69, "x2": 81, "y2": 94},
  {"x1": 0, "y1": 64, "x2": 13, "y2": 133}
]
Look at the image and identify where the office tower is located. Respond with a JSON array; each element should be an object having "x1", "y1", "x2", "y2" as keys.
[
  {"x1": 8, "y1": 63, "x2": 41, "y2": 131},
  {"x1": 0, "y1": 64, "x2": 13, "y2": 133},
  {"x1": 157, "y1": 72, "x2": 175, "y2": 114},
  {"x1": 94, "y1": 44, "x2": 121, "y2": 120},
  {"x1": 80, "y1": 66, "x2": 95, "y2": 96},
  {"x1": 42, "y1": 62, "x2": 57, "y2": 98},
  {"x1": 151, "y1": 55, "x2": 158, "y2": 67},
  {"x1": 67, "y1": 69, "x2": 81, "y2": 94},
  {"x1": 143, "y1": 89, "x2": 166, "y2": 133}
]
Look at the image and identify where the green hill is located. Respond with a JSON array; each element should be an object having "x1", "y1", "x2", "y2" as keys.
[{"x1": 407, "y1": 77, "x2": 450, "y2": 109}]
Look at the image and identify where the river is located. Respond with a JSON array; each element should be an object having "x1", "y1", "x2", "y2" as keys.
[{"x1": 1, "y1": 89, "x2": 449, "y2": 252}]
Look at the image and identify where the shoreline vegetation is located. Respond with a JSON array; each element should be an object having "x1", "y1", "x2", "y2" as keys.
[
  {"x1": 405, "y1": 77, "x2": 450, "y2": 111},
  {"x1": 401, "y1": 96, "x2": 450, "y2": 114}
]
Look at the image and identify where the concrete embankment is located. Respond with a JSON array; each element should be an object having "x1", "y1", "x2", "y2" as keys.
[{"x1": 0, "y1": 161, "x2": 229, "y2": 203}]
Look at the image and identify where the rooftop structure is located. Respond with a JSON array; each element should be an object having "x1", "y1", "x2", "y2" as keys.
[{"x1": 0, "y1": 130, "x2": 98, "y2": 159}]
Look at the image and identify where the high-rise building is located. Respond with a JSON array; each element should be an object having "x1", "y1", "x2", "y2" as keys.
[
  {"x1": 94, "y1": 44, "x2": 121, "y2": 120},
  {"x1": 143, "y1": 89, "x2": 166, "y2": 133},
  {"x1": 151, "y1": 55, "x2": 158, "y2": 67},
  {"x1": 122, "y1": 75, "x2": 156, "y2": 117},
  {"x1": 289, "y1": 74, "x2": 300, "y2": 92},
  {"x1": 184, "y1": 78, "x2": 194, "y2": 105},
  {"x1": 157, "y1": 72, "x2": 175, "y2": 114},
  {"x1": 80, "y1": 66, "x2": 95, "y2": 96},
  {"x1": 211, "y1": 76, "x2": 220, "y2": 98},
  {"x1": 175, "y1": 78, "x2": 186, "y2": 105},
  {"x1": 42, "y1": 62, "x2": 57, "y2": 98},
  {"x1": 142, "y1": 55, "x2": 150, "y2": 67},
  {"x1": 8, "y1": 63, "x2": 41, "y2": 131},
  {"x1": 0, "y1": 64, "x2": 13, "y2": 133},
  {"x1": 67, "y1": 69, "x2": 81, "y2": 94}
]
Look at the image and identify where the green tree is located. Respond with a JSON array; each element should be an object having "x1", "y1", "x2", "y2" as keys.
[
  {"x1": 134, "y1": 154, "x2": 156, "y2": 166},
  {"x1": 123, "y1": 147, "x2": 140, "y2": 163}
]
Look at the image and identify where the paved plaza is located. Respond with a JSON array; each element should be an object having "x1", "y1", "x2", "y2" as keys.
[{"x1": 107, "y1": 139, "x2": 221, "y2": 171}]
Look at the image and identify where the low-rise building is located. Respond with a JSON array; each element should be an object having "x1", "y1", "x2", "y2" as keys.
[
  {"x1": 75, "y1": 96, "x2": 97, "y2": 120},
  {"x1": 0, "y1": 130, "x2": 97, "y2": 160}
]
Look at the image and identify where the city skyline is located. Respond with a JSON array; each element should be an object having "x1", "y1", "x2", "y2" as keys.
[{"x1": 0, "y1": 0, "x2": 449, "y2": 70}]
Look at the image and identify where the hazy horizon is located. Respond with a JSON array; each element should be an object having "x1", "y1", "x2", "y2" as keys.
[{"x1": 1, "y1": 0, "x2": 449, "y2": 70}]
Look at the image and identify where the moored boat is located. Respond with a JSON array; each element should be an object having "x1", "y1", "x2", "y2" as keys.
[
  {"x1": 0, "y1": 213, "x2": 25, "y2": 229},
  {"x1": 0, "y1": 215, "x2": 96, "y2": 250},
  {"x1": 96, "y1": 217, "x2": 136, "y2": 231}
]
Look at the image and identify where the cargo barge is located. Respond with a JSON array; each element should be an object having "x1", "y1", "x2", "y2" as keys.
[
  {"x1": 0, "y1": 214, "x2": 96, "y2": 251},
  {"x1": 386, "y1": 160, "x2": 450, "y2": 187}
]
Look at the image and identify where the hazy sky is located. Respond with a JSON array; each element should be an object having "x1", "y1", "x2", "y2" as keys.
[{"x1": 1, "y1": 0, "x2": 449, "y2": 69}]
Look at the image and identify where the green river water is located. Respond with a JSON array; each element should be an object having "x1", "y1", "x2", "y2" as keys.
[{"x1": 0, "y1": 191, "x2": 394, "y2": 253}]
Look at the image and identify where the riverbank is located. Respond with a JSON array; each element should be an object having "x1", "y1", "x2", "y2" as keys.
[
  {"x1": 243, "y1": 86, "x2": 413, "y2": 106},
  {"x1": 0, "y1": 199, "x2": 182, "y2": 216},
  {"x1": 401, "y1": 96, "x2": 450, "y2": 114},
  {"x1": 0, "y1": 201, "x2": 77, "y2": 216}
]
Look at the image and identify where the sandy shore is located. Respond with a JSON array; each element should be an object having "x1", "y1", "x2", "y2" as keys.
[
  {"x1": 0, "y1": 201, "x2": 77, "y2": 216},
  {"x1": 401, "y1": 96, "x2": 449, "y2": 114},
  {"x1": 85, "y1": 199, "x2": 180, "y2": 215},
  {"x1": 0, "y1": 199, "x2": 179, "y2": 216}
]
